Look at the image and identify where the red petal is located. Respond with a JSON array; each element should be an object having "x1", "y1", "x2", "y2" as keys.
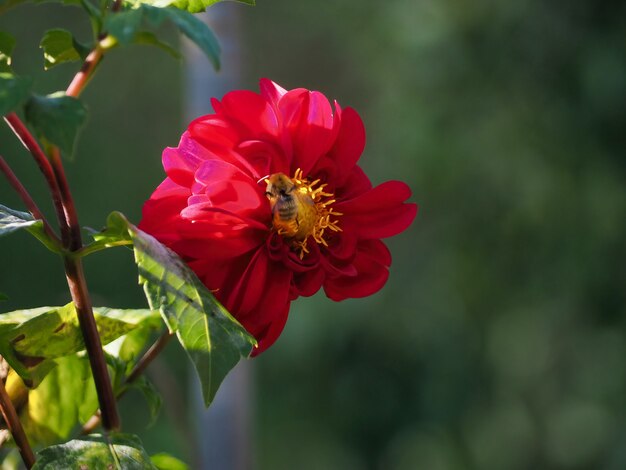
[
  {"x1": 279, "y1": 89, "x2": 336, "y2": 175},
  {"x1": 221, "y1": 248, "x2": 293, "y2": 353},
  {"x1": 139, "y1": 179, "x2": 190, "y2": 242},
  {"x1": 323, "y1": 239, "x2": 391, "y2": 301},
  {"x1": 327, "y1": 107, "x2": 366, "y2": 185},
  {"x1": 335, "y1": 181, "x2": 418, "y2": 239},
  {"x1": 220, "y1": 90, "x2": 281, "y2": 141},
  {"x1": 259, "y1": 78, "x2": 287, "y2": 106},
  {"x1": 190, "y1": 159, "x2": 269, "y2": 219}
]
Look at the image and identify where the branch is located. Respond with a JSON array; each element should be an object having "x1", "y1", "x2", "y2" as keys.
[
  {"x1": 82, "y1": 331, "x2": 174, "y2": 434},
  {"x1": 0, "y1": 377, "x2": 35, "y2": 469},
  {"x1": 0, "y1": 155, "x2": 62, "y2": 246}
]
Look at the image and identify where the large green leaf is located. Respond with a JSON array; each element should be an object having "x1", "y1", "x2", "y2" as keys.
[
  {"x1": 39, "y1": 29, "x2": 89, "y2": 70},
  {"x1": 96, "y1": 212, "x2": 256, "y2": 406},
  {"x1": 0, "y1": 31, "x2": 16, "y2": 72},
  {"x1": 0, "y1": 303, "x2": 157, "y2": 386},
  {"x1": 104, "y1": 5, "x2": 220, "y2": 69},
  {"x1": 171, "y1": 0, "x2": 253, "y2": 14},
  {"x1": 32, "y1": 433, "x2": 157, "y2": 469},
  {"x1": 24, "y1": 92, "x2": 87, "y2": 157},
  {"x1": 0, "y1": 72, "x2": 31, "y2": 116}
]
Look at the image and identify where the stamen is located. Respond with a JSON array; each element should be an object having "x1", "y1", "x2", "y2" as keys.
[{"x1": 266, "y1": 168, "x2": 342, "y2": 259}]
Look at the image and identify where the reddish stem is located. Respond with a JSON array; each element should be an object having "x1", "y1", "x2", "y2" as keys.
[
  {"x1": 0, "y1": 155, "x2": 61, "y2": 246},
  {"x1": 3, "y1": 114, "x2": 70, "y2": 244},
  {"x1": 0, "y1": 378, "x2": 35, "y2": 469}
]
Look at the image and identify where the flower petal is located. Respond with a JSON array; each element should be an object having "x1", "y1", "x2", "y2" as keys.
[
  {"x1": 323, "y1": 239, "x2": 391, "y2": 301},
  {"x1": 335, "y1": 181, "x2": 418, "y2": 239},
  {"x1": 279, "y1": 89, "x2": 336, "y2": 174}
]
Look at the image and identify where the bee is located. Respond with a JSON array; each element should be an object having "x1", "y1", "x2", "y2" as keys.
[{"x1": 265, "y1": 173, "x2": 316, "y2": 240}]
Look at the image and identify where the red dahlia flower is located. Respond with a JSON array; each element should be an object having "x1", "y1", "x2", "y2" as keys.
[{"x1": 139, "y1": 79, "x2": 417, "y2": 355}]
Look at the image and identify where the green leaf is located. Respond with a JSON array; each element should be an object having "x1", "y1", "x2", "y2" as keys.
[
  {"x1": 134, "y1": 31, "x2": 181, "y2": 59},
  {"x1": 0, "y1": 303, "x2": 157, "y2": 386},
  {"x1": 24, "y1": 92, "x2": 87, "y2": 158},
  {"x1": 171, "y1": 0, "x2": 253, "y2": 14},
  {"x1": 0, "y1": 204, "x2": 42, "y2": 237},
  {"x1": 39, "y1": 29, "x2": 87, "y2": 70},
  {"x1": 0, "y1": 31, "x2": 16, "y2": 72},
  {"x1": 99, "y1": 212, "x2": 256, "y2": 406},
  {"x1": 104, "y1": 8, "x2": 144, "y2": 45},
  {"x1": 18, "y1": 354, "x2": 99, "y2": 445},
  {"x1": 151, "y1": 453, "x2": 189, "y2": 470},
  {"x1": 157, "y1": 7, "x2": 220, "y2": 69},
  {"x1": 0, "y1": 205, "x2": 62, "y2": 253},
  {"x1": 104, "y1": 5, "x2": 220, "y2": 69},
  {"x1": 0, "y1": 73, "x2": 32, "y2": 116},
  {"x1": 0, "y1": 292, "x2": 8, "y2": 301},
  {"x1": 33, "y1": 433, "x2": 157, "y2": 469},
  {"x1": 126, "y1": 375, "x2": 162, "y2": 426}
]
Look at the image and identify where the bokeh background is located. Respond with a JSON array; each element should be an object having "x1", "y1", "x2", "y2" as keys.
[{"x1": 1, "y1": 0, "x2": 626, "y2": 469}]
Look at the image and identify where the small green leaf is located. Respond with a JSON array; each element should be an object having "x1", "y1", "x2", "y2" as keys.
[
  {"x1": 0, "y1": 303, "x2": 157, "y2": 386},
  {"x1": 0, "y1": 73, "x2": 32, "y2": 116},
  {"x1": 134, "y1": 31, "x2": 181, "y2": 59},
  {"x1": 104, "y1": 8, "x2": 144, "y2": 45},
  {"x1": 0, "y1": 205, "x2": 62, "y2": 253},
  {"x1": 100, "y1": 212, "x2": 256, "y2": 406},
  {"x1": 171, "y1": 0, "x2": 253, "y2": 14},
  {"x1": 33, "y1": 433, "x2": 157, "y2": 469},
  {"x1": 156, "y1": 8, "x2": 220, "y2": 69},
  {"x1": 39, "y1": 29, "x2": 86, "y2": 70},
  {"x1": 105, "y1": 5, "x2": 220, "y2": 69},
  {"x1": 24, "y1": 92, "x2": 87, "y2": 157},
  {"x1": 0, "y1": 31, "x2": 16, "y2": 72},
  {"x1": 126, "y1": 375, "x2": 162, "y2": 426},
  {"x1": 151, "y1": 453, "x2": 189, "y2": 470},
  {"x1": 0, "y1": 292, "x2": 8, "y2": 301},
  {"x1": 0, "y1": 204, "x2": 42, "y2": 237}
]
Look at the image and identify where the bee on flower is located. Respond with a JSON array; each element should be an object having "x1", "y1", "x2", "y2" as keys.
[{"x1": 140, "y1": 79, "x2": 417, "y2": 355}]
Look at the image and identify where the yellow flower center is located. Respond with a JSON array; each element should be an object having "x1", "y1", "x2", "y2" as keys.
[{"x1": 265, "y1": 169, "x2": 342, "y2": 258}]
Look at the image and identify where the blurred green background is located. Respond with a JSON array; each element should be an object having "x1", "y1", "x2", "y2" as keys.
[{"x1": 2, "y1": 0, "x2": 626, "y2": 469}]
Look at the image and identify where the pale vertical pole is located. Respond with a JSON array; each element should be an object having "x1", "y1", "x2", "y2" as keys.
[{"x1": 183, "y1": 5, "x2": 255, "y2": 470}]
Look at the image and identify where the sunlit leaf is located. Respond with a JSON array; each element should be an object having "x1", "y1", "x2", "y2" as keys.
[
  {"x1": 17, "y1": 355, "x2": 98, "y2": 445},
  {"x1": 0, "y1": 31, "x2": 16, "y2": 72},
  {"x1": 32, "y1": 433, "x2": 157, "y2": 469},
  {"x1": 171, "y1": 0, "x2": 253, "y2": 14},
  {"x1": 24, "y1": 92, "x2": 87, "y2": 158},
  {"x1": 0, "y1": 303, "x2": 157, "y2": 386},
  {"x1": 0, "y1": 73, "x2": 31, "y2": 115},
  {"x1": 151, "y1": 453, "x2": 189, "y2": 470},
  {"x1": 98, "y1": 212, "x2": 256, "y2": 406},
  {"x1": 39, "y1": 29, "x2": 89, "y2": 70}
]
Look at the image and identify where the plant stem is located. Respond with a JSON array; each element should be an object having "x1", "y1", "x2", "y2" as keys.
[
  {"x1": 3, "y1": 114, "x2": 70, "y2": 244},
  {"x1": 66, "y1": 48, "x2": 103, "y2": 98},
  {"x1": 0, "y1": 377, "x2": 35, "y2": 469},
  {"x1": 0, "y1": 155, "x2": 62, "y2": 246},
  {"x1": 127, "y1": 331, "x2": 173, "y2": 384},
  {"x1": 82, "y1": 331, "x2": 174, "y2": 434},
  {"x1": 64, "y1": 257, "x2": 121, "y2": 430}
]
